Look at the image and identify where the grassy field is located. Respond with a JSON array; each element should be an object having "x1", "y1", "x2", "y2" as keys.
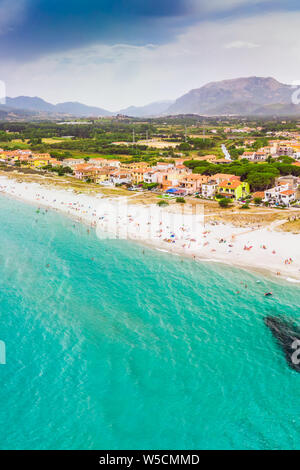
[
  {"x1": 1, "y1": 141, "x2": 31, "y2": 149},
  {"x1": 42, "y1": 138, "x2": 67, "y2": 144}
]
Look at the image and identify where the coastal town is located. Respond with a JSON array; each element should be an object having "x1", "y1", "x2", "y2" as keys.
[
  {"x1": 1, "y1": 117, "x2": 300, "y2": 284},
  {"x1": 2, "y1": 126, "x2": 300, "y2": 208}
]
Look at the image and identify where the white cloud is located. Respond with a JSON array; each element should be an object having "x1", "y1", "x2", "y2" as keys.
[
  {"x1": 189, "y1": 0, "x2": 274, "y2": 14},
  {"x1": 224, "y1": 41, "x2": 260, "y2": 49},
  {"x1": 3, "y1": 11, "x2": 300, "y2": 109}
]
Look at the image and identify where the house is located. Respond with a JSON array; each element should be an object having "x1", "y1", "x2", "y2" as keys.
[
  {"x1": 252, "y1": 191, "x2": 265, "y2": 200},
  {"x1": 62, "y1": 158, "x2": 85, "y2": 168},
  {"x1": 109, "y1": 171, "x2": 131, "y2": 185},
  {"x1": 153, "y1": 162, "x2": 174, "y2": 171},
  {"x1": 107, "y1": 160, "x2": 121, "y2": 168},
  {"x1": 217, "y1": 180, "x2": 250, "y2": 200},
  {"x1": 129, "y1": 167, "x2": 151, "y2": 185},
  {"x1": 91, "y1": 158, "x2": 120, "y2": 168},
  {"x1": 174, "y1": 159, "x2": 186, "y2": 166},
  {"x1": 276, "y1": 175, "x2": 299, "y2": 190},
  {"x1": 120, "y1": 161, "x2": 149, "y2": 171},
  {"x1": 74, "y1": 164, "x2": 97, "y2": 181},
  {"x1": 213, "y1": 174, "x2": 240, "y2": 184},
  {"x1": 143, "y1": 171, "x2": 159, "y2": 184},
  {"x1": 192, "y1": 154, "x2": 218, "y2": 163},
  {"x1": 88, "y1": 158, "x2": 108, "y2": 168},
  {"x1": 31, "y1": 157, "x2": 52, "y2": 168},
  {"x1": 180, "y1": 174, "x2": 209, "y2": 194},
  {"x1": 264, "y1": 184, "x2": 297, "y2": 206},
  {"x1": 201, "y1": 180, "x2": 218, "y2": 198},
  {"x1": 293, "y1": 150, "x2": 300, "y2": 160},
  {"x1": 254, "y1": 151, "x2": 268, "y2": 161},
  {"x1": 49, "y1": 159, "x2": 63, "y2": 167},
  {"x1": 264, "y1": 145, "x2": 277, "y2": 155},
  {"x1": 277, "y1": 145, "x2": 294, "y2": 157},
  {"x1": 32, "y1": 153, "x2": 51, "y2": 160},
  {"x1": 278, "y1": 190, "x2": 296, "y2": 206},
  {"x1": 155, "y1": 166, "x2": 190, "y2": 190},
  {"x1": 242, "y1": 151, "x2": 257, "y2": 161},
  {"x1": 94, "y1": 168, "x2": 113, "y2": 184},
  {"x1": 156, "y1": 173, "x2": 173, "y2": 191},
  {"x1": 264, "y1": 184, "x2": 289, "y2": 204}
]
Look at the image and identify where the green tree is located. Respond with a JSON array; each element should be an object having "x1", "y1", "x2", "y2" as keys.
[
  {"x1": 247, "y1": 172, "x2": 275, "y2": 191},
  {"x1": 218, "y1": 198, "x2": 231, "y2": 208},
  {"x1": 254, "y1": 197, "x2": 263, "y2": 205}
]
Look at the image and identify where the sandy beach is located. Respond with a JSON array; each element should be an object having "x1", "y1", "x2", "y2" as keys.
[{"x1": 1, "y1": 174, "x2": 300, "y2": 283}]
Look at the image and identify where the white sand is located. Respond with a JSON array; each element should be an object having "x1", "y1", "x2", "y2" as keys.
[{"x1": 1, "y1": 175, "x2": 300, "y2": 282}]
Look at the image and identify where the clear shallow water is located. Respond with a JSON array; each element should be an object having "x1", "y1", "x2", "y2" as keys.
[{"x1": 0, "y1": 195, "x2": 299, "y2": 450}]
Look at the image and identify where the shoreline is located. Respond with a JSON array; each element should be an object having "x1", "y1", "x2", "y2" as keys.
[{"x1": 1, "y1": 174, "x2": 300, "y2": 284}]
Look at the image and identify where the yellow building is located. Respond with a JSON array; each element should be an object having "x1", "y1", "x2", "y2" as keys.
[
  {"x1": 129, "y1": 168, "x2": 151, "y2": 185},
  {"x1": 120, "y1": 162, "x2": 149, "y2": 172},
  {"x1": 95, "y1": 170, "x2": 111, "y2": 184},
  {"x1": 31, "y1": 158, "x2": 51, "y2": 168}
]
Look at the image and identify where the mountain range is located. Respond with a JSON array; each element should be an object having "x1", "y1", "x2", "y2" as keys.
[
  {"x1": 1, "y1": 77, "x2": 299, "y2": 119},
  {"x1": 119, "y1": 100, "x2": 174, "y2": 117},
  {"x1": 167, "y1": 77, "x2": 296, "y2": 116},
  {"x1": 3, "y1": 96, "x2": 113, "y2": 117}
]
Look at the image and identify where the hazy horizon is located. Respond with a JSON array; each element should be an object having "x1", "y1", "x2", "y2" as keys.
[
  {"x1": 5, "y1": 75, "x2": 293, "y2": 113},
  {"x1": 1, "y1": 1, "x2": 300, "y2": 110}
]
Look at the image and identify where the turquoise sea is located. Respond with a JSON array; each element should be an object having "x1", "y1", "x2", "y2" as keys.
[{"x1": 0, "y1": 194, "x2": 299, "y2": 450}]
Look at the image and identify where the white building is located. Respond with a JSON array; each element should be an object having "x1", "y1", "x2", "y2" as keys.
[
  {"x1": 143, "y1": 171, "x2": 158, "y2": 184},
  {"x1": 264, "y1": 184, "x2": 296, "y2": 206},
  {"x1": 277, "y1": 190, "x2": 296, "y2": 206},
  {"x1": 109, "y1": 171, "x2": 131, "y2": 185},
  {"x1": 201, "y1": 181, "x2": 218, "y2": 198}
]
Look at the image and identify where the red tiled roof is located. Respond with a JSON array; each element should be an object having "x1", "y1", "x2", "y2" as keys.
[
  {"x1": 252, "y1": 192, "x2": 265, "y2": 198},
  {"x1": 218, "y1": 180, "x2": 241, "y2": 189},
  {"x1": 281, "y1": 190, "x2": 295, "y2": 195}
]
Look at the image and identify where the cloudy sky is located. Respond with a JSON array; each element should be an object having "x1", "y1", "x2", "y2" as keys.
[{"x1": 0, "y1": 0, "x2": 299, "y2": 110}]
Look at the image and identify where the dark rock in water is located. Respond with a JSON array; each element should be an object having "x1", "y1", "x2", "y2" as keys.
[{"x1": 264, "y1": 316, "x2": 300, "y2": 372}]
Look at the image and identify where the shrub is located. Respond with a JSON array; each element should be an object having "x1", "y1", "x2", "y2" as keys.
[
  {"x1": 218, "y1": 198, "x2": 231, "y2": 208},
  {"x1": 142, "y1": 182, "x2": 158, "y2": 190},
  {"x1": 157, "y1": 200, "x2": 169, "y2": 207},
  {"x1": 254, "y1": 197, "x2": 262, "y2": 205},
  {"x1": 176, "y1": 197, "x2": 186, "y2": 204}
]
